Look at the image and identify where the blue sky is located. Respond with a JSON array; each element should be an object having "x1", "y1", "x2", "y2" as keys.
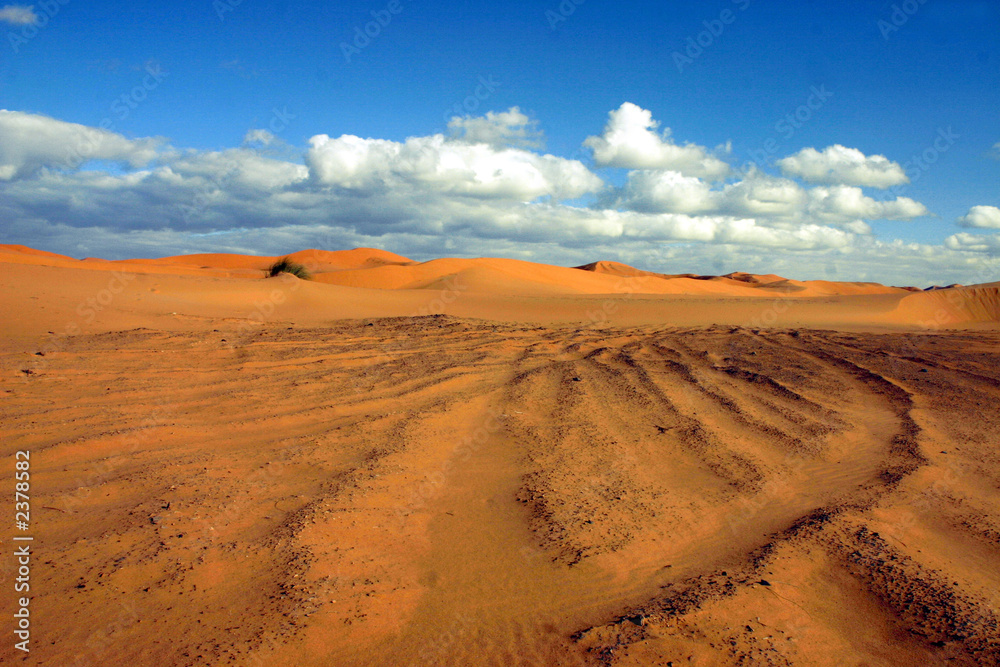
[{"x1": 1, "y1": 0, "x2": 998, "y2": 285}]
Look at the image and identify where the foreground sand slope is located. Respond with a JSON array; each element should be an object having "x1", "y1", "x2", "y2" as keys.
[{"x1": 2, "y1": 320, "x2": 1000, "y2": 666}]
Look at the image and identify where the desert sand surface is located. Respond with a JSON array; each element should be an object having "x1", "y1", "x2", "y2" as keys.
[{"x1": 2, "y1": 245, "x2": 1000, "y2": 666}]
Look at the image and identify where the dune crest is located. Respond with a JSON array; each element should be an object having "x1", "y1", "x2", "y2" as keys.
[{"x1": 0, "y1": 244, "x2": 997, "y2": 329}]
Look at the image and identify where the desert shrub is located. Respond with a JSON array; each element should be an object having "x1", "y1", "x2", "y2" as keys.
[{"x1": 266, "y1": 257, "x2": 311, "y2": 280}]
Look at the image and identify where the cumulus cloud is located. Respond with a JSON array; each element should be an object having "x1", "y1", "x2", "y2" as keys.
[
  {"x1": 992, "y1": 142, "x2": 1000, "y2": 159},
  {"x1": 945, "y1": 232, "x2": 1000, "y2": 254},
  {"x1": 1, "y1": 106, "x2": 980, "y2": 286},
  {"x1": 166, "y1": 149, "x2": 308, "y2": 192},
  {"x1": 305, "y1": 132, "x2": 600, "y2": 201},
  {"x1": 612, "y1": 169, "x2": 921, "y2": 228},
  {"x1": 957, "y1": 205, "x2": 1000, "y2": 229},
  {"x1": 805, "y1": 185, "x2": 927, "y2": 222},
  {"x1": 615, "y1": 170, "x2": 715, "y2": 214},
  {"x1": 777, "y1": 145, "x2": 908, "y2": 188},
  {"x1": 716, "y1": 172, "x2": 807, "y2": 219},
  {"x1": 0, "y1": 5, "x2": 36, "y2": 24},
  {"x1": 447, "y1": 107, "x2": 543, "y2": 149},
  {"x1": 620, "y1": 213, "x2": 855, "y2": 250},
  {"x1": 583, "y1": 102, "x2": 730, "y2": 179},
  {"x1": 0, "y1": 110, "x2": 163, "y2": 181},
  {"x1": 616, "y1": 169, "x2": 806, "y2": 218}
]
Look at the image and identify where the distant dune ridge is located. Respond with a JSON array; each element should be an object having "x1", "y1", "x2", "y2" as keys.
[{"x1": 0, "y1": 243, "x2": 998, "y2": 333}]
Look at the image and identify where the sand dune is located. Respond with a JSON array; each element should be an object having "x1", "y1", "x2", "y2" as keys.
[
  {"x1": 576, "y1": 261, "x2": 910, "y2": 298},
  {"x1": 310, "y1": 257, "x2": 747, "y2": 296},
  {"x1": 3, "y1": 244, "x2": 997, "y2": 333},
  {"x1": 1, "y1": 245, "x2": 998, "y2": 666},
  {"x1": 131, "y1": 248, "x2": 414, "y2": 273},
  {"x1": 0, "y1": 245, "x2": 412, "y2": 279},
  {"x1": 892, "y1": 283, "x2": 1000, "y2": 327}
]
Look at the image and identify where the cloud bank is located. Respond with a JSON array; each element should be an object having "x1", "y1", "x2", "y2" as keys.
[
  {"x1": 0, "y1": 104, "x2": 996, "y2": 286},
  {"x1": 0, "y1": 110, "x2": 163, "y2": 180}
]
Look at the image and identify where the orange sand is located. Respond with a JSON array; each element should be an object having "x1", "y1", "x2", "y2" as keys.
[{"x1": 1, "y1": 244, "x2": 998, "y2": 666}]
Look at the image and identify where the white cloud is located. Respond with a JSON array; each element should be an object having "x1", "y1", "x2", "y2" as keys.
[
  {"x1": 616, "y1": 169, "x2": 807, "y2": 219},
  {"x1": 717, "y1": 171, "x2": 807, "y2": 218},
  {"x1": 616, "y1": 170, "x2": 715, "y2": 214},
  {"x1": 806, "y1": 186, "x2": 927, "y2": 222},
  {"x1": 0, "y1": 5, "x2": 36, "y2": 24},
  {"x1": 0, "y1": 110, "x2": 163, "y2": 181},
  {"x1": 621, "y1": 213, "x2": 854, "y2": 250},
  {"x1": 583, "y1": 102, "x2": 730, "y2": 179},
  {"x1": 447, "y1": 107, "x2": 543, "y2": 149},
  {"x1": 945, "y1": 232, "x2": 1000, "y2": 254},
  {"x1": 0, "y1": 106, "x2": 985, "y2": 287},
  {"x1": 992, "y1": 142, "x2": 1000, "y2": 159},
  {"x1": 613, "y1": 169, "x2": 921, "y2": 228},
  {"x1": 305, "y1": 132, "x2": 600, "y2": 201},
  {"x1": 166, "y1": 148, "x2": 309, "y2": 191},
  {"x1": 957, "y1": 205, "x2": 1000, "y2": 229},
  {"x1": 777, "y1": 145, "x2": 908, "y2": 188}
]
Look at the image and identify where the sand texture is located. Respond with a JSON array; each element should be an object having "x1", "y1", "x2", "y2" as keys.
[{"x1": 1, "y1": 246, "x2": 999, "y2": 666}]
